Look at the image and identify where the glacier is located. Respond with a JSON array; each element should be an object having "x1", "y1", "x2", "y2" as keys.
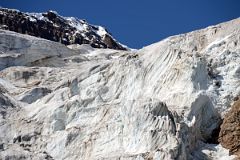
[{"x1": 0, "y1": 16, "x2": 239, "y2": 160}]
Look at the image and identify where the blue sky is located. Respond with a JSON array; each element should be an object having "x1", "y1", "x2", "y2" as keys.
[{"x1": 1, "y1": 0, "x2": 240, "y2": 49}]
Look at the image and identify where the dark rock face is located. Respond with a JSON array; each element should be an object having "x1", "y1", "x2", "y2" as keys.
[
  {"x1": 0, "y1": 8, "x2": 126, "y2": 50},
  {"x1": 219, "y1": 98, "x2": 240, "y2": 157}
]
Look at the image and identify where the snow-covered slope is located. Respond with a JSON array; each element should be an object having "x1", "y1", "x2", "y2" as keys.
[
  {"x1": 0, "y1": 8, "x2": 127, "y2": 50},
  {"x1": 0, "y1": 16, "x2": 239, "y2": 160}
]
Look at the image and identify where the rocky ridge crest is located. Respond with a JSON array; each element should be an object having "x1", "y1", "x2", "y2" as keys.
[{"x1": 0, "y1": 8, "x2": 126, "y2": 50}]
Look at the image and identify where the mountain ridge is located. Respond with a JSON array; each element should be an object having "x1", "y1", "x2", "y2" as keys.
[{"x1": 0, "y1": 7, "x2": 127, "y2": 50}]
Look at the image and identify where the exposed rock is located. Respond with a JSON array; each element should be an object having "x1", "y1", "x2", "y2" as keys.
[
  {"x1": 0, "y1": 8, "x2": 126, "y2": 50},
  {"x1": 219, "y1": 99, "x2": 240, "y2": 156}
]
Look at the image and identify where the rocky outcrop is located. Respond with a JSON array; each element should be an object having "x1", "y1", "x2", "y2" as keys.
[
  {"x1": 0, "y1": 8, "x2": 126, "y2": 50},
  {"x1": 0, "y1": 15, "x2": 239, "y2": 159},
  {"x1": 219, "y1": 98, "x2": 240, "y2": 156}
]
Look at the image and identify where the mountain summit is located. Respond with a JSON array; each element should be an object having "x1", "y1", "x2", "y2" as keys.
[{"x1": 0, "y1": 8, "x2": 127, "y2": 50}]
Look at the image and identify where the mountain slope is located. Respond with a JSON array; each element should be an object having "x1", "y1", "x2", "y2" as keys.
[
  {"x1": 0, "y1": 14, "x2": 239, "y2": 160},
  {"x1": 0, "y1": 8, "x2": 126, "y2": 50}
]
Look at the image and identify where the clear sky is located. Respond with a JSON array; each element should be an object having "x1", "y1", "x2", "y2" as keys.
[{"x1": 1, "y1": 0, "x2": 240, "y2": 49}]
